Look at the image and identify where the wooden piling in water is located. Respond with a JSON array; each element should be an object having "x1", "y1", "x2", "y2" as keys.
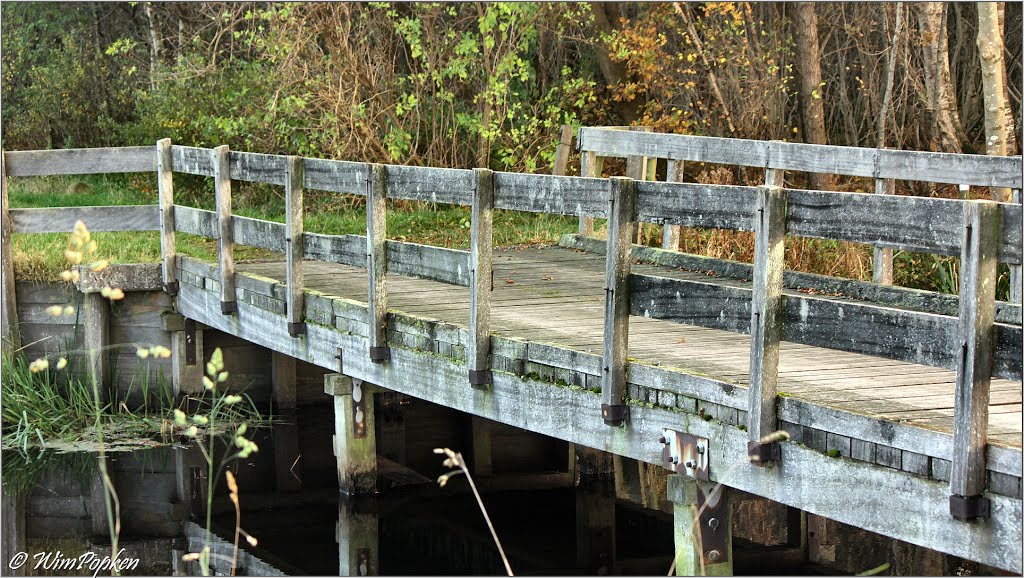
[{"x1": 327, "y1": 373, "x2": 377, "y2": 495}]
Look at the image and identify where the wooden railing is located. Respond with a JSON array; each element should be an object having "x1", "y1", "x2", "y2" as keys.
[{"x1": 3, "y1": 136, "x2": 1022, "y2": 519}]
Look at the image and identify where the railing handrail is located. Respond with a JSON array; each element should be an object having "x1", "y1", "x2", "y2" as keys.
[{"x1": 577, "y1": 126, "x2": 1024, "y2": 189}]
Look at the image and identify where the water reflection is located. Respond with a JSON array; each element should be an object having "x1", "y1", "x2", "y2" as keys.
[{"x1": 2, "y1": 406, "x2": 683, "y2": 576}]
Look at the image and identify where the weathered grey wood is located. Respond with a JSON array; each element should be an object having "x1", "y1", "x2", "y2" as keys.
[
  {"x1": 578, "y1": 127, "x2": 1023, "y2": 188},
  {"x1": 494, "y1": 172, "x2": 608, "y2": 217},
  {"x1": 10, "y1": 205, "x2": 160, "y2": 234},
  {"x1": 170, "y1": 145, "x2": 214, "y2": 176},
  {"x1": 302, "y1": 158, "x2": 368, "y2": 194},
  {"x1": 562, "y1": 234, "x2": 1023, "y2": 325},
  {"x1": 872, "y1": 177, "x2": 895, "y2": 284},
  {"x1": 285, "y1": 156, "x2": 305, "y2": 335},
  {"x1": 271, "y1": 351, "x2": 297, "y2": 410},
  {"x1": 386, "y1": 164, "x2": 473, "y2": 205},
  {"x1": 950, "y1": 201, "x2": 1001, "y2": 499},
  {"x1": 366, "y1": 164, "x2": 388, "y2": 359},
  {"x1": 326, "y1": 374, "x2": 377, "y2": 494},
  {"x1": 1, "y1": 153, "x2": 20, "y2": 353},
  {"x1": 668, "y1": 476, "x2": 732, "y2": 576},
  {"x1": 578, "y1": 151, "x2": 603, "y2": 236},
  {"x1": 77, "y1": 263, "x2": 162, "y2": 293},
  {"x1": 172, "y1": 273, "x2": 1024, "y2": 573},
  {"x1": 303, "y1": 233, "x2": 365, "y2": 268},
  {"x1": 1011, "y1": 189, "x2": 1022, "y2": 304},
  {"x1": 213, "y1": 145, "x2": 236, "y2": 313},
  {"x1": 631, "y1": 272, "x2": 1022, "y2": 381},
  {"x1": 172, "y1": 205, "x2": 218, "y2": 238},
  {"x1": 748, "y1": 186, "x2": 787, "y2": 445},
  {"x1": 662, "y1": 159, "x2": 683, "y2": 250},
  {"x1": 386, "y1": 241, "x2": 470, "y2": 287},
  {"x1": 469, "y1": 168, "x2": 494, "y2": 386},
  {"x1": 229, "y1": 151, "x2": 286, "y2": 185},
  {"x1": 233, "y1": 214, "x2": 286, "y2": 253},
  {"x1": 337, "y1": 493, "x2": 379, "y2": 576},
  {"x1": 601, "y1": 177, "x2": 637, "y2": 424},
  {"x1": 157, "y1": 139, "x2": 176, "y2": 293},
  {"x1": 553, "y1": 124, "x2": 573, "y2": 176},
  {"x1": 3, "y1": 146, "x2": 156, "y2": 176},
  {"x1": 83, "y1": 292, "x2": 109, "y2": 402},
  {"x1": 765, "y1": 141, "x2": 785, "y2": 188},
  {"x1": 171, "y1": 324, "x2": 203, "y2": 396}
]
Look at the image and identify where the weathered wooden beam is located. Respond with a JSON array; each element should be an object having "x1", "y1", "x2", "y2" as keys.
[
  {"x1": 229, "y1": 151, "x2": 286, "y2": 185},
  {"x1": 949, "y1": 201, "x2": 1001, "y2": 519},
  {"x1": 386, "y1": 164, "x2": 474, "y2": 206},
  {"x1": 468, "y1": 168, "x2": 494, "y2": 387},
  {"x1": 747, "y1": 186, "x2": 787, "y2": 463},
  {"x1": 171, "y1": 319, "x2": 203, "y2": 397},
  {"x1": 10, "y1": 205, "x2": 160, "y2": 234},
  {"x1": 471, "y1": 415, "x2": 494, "y2": 476},
  {"x1": 553, "y1": 124, "x2": 573, "y2": 176},
  {"x1": 3, "y1": 146, "x2": 156, "y2": 176},
  {"x1": 338, "y1": 496, "x2": 379, "y2": 576},
  {"x1": 668, "y1": 475, "x2": 732, "y2": 576},
  {"x1": 662, "y1": 159, "x2": 684, "y2": 251},
  {"x1": 83, "y1": 292, "x2": 110, "y2": 403},
  {"x1": 493, "y1": 171, "x2": 608, "y2": 217},
  {"x1": 765, "y1": 141, "x2": 785, "y2": 187},
  {"x1": 578, "y1": 150, "x2": 604, "y2": 236},
  {"x1": 578, "y1": 127, "x2": 1023, "y2": 188},
  {"x1": 1, "y1": 152, "x2": 20, "y2": 353},
  {"x1": 285, "y1": 156, "x2": 305, "y2": 337},
  {"x1": 326, "y1": 373, "x2": 377, "y2": 495},
  {"x1": 213, "y1": 146, "x2": 236, "y2": 314},
  {"x1": 872, "y1": 177, "x2": 895, "y2": 284},
  {"x1": 1011, "y1": 189, "x2": 1022, "y2": 304},
  {"x1": 366, "y1": 164, "x2": 389, "y2": 362},
  {"x1": 271, "y1": 351, "x2": 297, "y2": 411},
  {"x1": 157, "y1": 139, "x2": 177, "y2": 295},
  {"x1": 601, "y1": 177, "x2": 636, "y2": 425},
  {"x1": 576, "y1": 486, "x2": 616, "y2": 574},
  {"x1": 170, "y1": 145, "x2": 214, "y2": 176}
]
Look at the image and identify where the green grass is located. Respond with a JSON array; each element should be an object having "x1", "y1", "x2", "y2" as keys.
[{"x1": 9, "y1": 174, "x2": 578, "y2": 281}]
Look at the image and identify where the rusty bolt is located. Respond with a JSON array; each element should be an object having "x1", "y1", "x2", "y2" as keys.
[
  {"x1": 708, "y1": 517, "x2": 720, "y2": 531},
  {"x1": 684, "y1": 460, "x2": 696, "y2": 469},
  {"x1": 708, "y1": 550, "x2": 721, "y2": 563},
  {"x1": 659, "y1": 436, "x2": 667, "y2": 444},
  {"x1": 669, "y1": 456, "x2": 679, "y2": 464},
  {"x1": 696, "y1": 445, "x2": 705, "y2": 454}
]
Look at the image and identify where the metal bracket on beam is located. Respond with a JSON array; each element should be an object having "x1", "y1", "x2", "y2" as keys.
[
  {"x1": 220, "y1": 300, "x2": 237, "y2": 315},
  {"x1": 601, "y1": 404, "x2": 628, "y2": 426},
  {"x1": 660, "y1": 429, "x2": 710, "y2": 480},
  {"x1": 747, "y1": 441, "x2": 781, "y2": 466},
  {"x1": 369, "y1": 346, "x2": 390, "y2": 363},
  {"x1": 184, "y1": 318, "x2": 197, "y2": 365},
  {"x1": 352, "y1": 379, "x2": 367, "y2": 439},
  {"x1": 949, "y1": 494, "x2": 990, "y2": 521},
  {"x1": 468, "y1": 369, "x2": 491, "y2": 389},
  {"x1": 697, "y1": 484, "x2": 730, "y2": 566},
  {"x1": 287, "y1": 321, "x2": 307, "y2": 337}
]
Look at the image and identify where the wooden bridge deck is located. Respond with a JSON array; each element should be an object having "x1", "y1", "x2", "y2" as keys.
[{"x1": 238, "y1": 245, "x2": 1022, "y2": 450}]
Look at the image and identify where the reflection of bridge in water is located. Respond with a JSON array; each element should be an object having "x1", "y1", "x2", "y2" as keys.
[{"x1": 3, "y1": 128, "x2": 1022, "y2": 574}]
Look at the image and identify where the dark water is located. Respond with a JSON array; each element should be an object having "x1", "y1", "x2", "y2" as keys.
[{"x1": 3, "y1": 404, "x2": 817, "y2": 576}]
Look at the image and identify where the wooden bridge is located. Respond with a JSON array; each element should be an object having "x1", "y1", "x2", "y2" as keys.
[{"x1": 2, "y1": 129, "x2": 1022, "y2": 574}]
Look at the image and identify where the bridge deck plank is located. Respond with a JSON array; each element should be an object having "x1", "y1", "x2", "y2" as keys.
[{"x1": 237, "y1": 245, "x2": 1021, "y2": 449}]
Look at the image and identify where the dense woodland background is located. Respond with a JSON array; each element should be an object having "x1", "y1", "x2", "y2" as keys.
[
  {"x1": 2, "y1": 2, "x2": 1022, "y2": 294},
  {"x1": 3, "y1": 2, "x2": 1021, "y2": 171}
]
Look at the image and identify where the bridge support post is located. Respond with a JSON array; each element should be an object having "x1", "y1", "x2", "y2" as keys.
[
  {"x1": 578, "y1": 151, "x2": 603, "y2": 236},
  {"x1": 83, "y1": 291, "x2": 110, "y2": 403},
  {"x1": 576, "y1": 484, "x2": 616, "y2": 575},
  {"x1": 170, "y1": 319, "x2": 204, "y2": 397},
  {"x1": 284, "y1": 155, "x2": 306, "y2": 336},
  {"x1": 337, "y1": 495, "x2": 378, "y2": 576},
  {"x1": 468, "y1": 168, "x2": 494, "y2": 387},
  {"x1": 600, "y1": 176, "x2": 636, "y2": 426},
  {"x1": 668, "y1": 475, "x2": 733, "y2": 576},
  {"x1": 949, "y1": 201, "x2": 1000, "y2": 519},
  {"x1": 662, "y1": 159, "x2": 684, "y2": 251},
  {"x1": 1, "y1": 152, "x2": 21, "y2": 354},
  {"x1": 366, "y1": 164, "x2": 390, "y2": 363},
  {"x1": 746, "y1": 186, "x2": 788, "y2": 463},
  {"x1": 327, "y1": 373, "x2": 377, "y2": 495}
]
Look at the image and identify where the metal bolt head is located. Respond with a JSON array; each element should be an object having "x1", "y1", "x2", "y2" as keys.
[
  {"x1": 684, "y1": 460, "x2": 696, "y2": 469},
  {"x1": 708, "y1": 550, "x2": 721, "y2": 563},
  {"x1": 669, "y1": 456, "x2": 679, "y2": 464},
  {"x1": 658, "y1": 436, "x2": 667, "y2": 444},
  {"x1": 707, "y1": 517, "x2": 720, "y2": 531}
]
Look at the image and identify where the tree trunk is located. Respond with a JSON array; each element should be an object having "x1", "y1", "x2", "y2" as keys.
[
  {"x1": 916, "y1": 2, "x2": 962, "y2": 153},
  {"x1": 791, "y1": 2, "x2": 832, "y2": 190},
  {"x1": 144, "y1": 3, "x2": 161, "y2": 92},
  {"x1": 591, "y1": 2, "x2": 640, "y2": 124},
  {"x1": 877, "y1": 3, "x2": 906, "y2": 149},
  {"x1": 977, "y1": 2, "x2": 1015, "y2": 202}
]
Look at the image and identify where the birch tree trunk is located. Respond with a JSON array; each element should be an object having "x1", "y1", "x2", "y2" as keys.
[
  {"x1": 977, "y1": 2, "x2": 1015, "y2": 202},
  {"x1": 916, "y1": 2, "x2": 962, "y2": 153},
  {"x1": 144, "y1": 3, "x2": 162, "y2": 92}
]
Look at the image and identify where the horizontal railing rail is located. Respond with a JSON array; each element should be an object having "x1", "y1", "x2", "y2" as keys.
[{"x1": 3, "y1": 138, "x2": 1019, "y2": 520}]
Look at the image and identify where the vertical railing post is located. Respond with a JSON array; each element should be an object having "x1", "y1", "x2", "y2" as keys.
[
  {"x1": 579, "y1": 150, "x2": 603, "y2": 237},
  {"x1": 746, "y1": 185, "x2": 788, "y2": 464},
  {"x1": 872, "y1": 177, "x2": 896, "y2": 284},
  {"x1": 553, "y1": 124, "x2": 573, "y2": 176},
  {"x1": 366, "y1": 164, "x2": 390, "y2": 363},
  {"x1": 662, "y1": 159, "x2": 684, "y2": 251},
  {"x1": 157, "y1": 139, "x2": 178, "y2": 295},
  {"x1": 601, "y1": 176, "x2": 636, "y2": 426},
  {"x1": 1011, "y1": 188, "x2": 1022, "y2": 304},
  {"x1": 285, "y1": 155, "x2": 306, "y2": 337},
  {"x1": 213, "y1": 145, "x2": 236, "y2": 314},
  {"x1": 0, "y1": 151, "x2": 21, "y2": 353},
  {"x1": 949, "y1": 200, "x2": 1000, "y2": 520},
  {"x1": 765, "y1": 141, "x2": 785, "y2": 187},
  {"x1": 469, "y1": 168, "x2": 494, "y2": 388}
]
